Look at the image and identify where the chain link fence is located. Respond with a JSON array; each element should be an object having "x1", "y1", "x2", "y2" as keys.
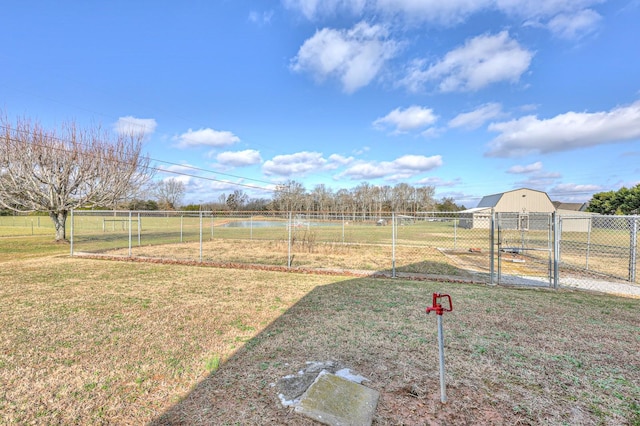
[
  {"x1": 557, "y1": 214, "x2": 638, "y2": 289},
  {"x1": 4, "y1": 209, "x2": 636, "y2": 291},
  {"x1": 0, "y1": 213, "x2": 54, "y2": 236},
  {"x1": 66, "y1": 210, "x2": 491, "y2": 281}
]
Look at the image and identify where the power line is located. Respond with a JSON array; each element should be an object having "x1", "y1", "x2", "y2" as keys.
[
  {"x1": 0, "y1": 123, "x2": 276, "y2": 193},
  {"x1": 153, "y1": 158, "x2": 274, "y2": 186},
  {"x1": 0, "y1": 127, "x2": 276, "y2": 194}
]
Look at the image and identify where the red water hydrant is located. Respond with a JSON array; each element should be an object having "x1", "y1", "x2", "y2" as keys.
[
  {"x1": 426, "y1": 293, "x2": 453, "y2": 403},
  {"x1": 426, "y1": 293, "x2": 452, "y2": 316}
]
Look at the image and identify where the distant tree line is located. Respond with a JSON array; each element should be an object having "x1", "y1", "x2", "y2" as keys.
[
  {"x1": 587, "y1": 184, "x2": 640, "y2": 215},
  {"x1": 175, "y1": 180, "x2": 465, "y2": 214}
]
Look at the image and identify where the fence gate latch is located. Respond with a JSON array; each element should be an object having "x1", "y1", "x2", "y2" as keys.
[{"x1": 426, "y1": 293, "x2": 453, "y2": 403}]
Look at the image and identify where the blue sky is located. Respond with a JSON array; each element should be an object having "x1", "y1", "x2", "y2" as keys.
[{"x1": 2, "y1": 0, "x2": 639, "y2": 207}]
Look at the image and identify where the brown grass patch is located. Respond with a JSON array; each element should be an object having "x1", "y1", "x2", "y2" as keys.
[
  {"x1": 1, "y1": 239, "x2": 639, "y2": 425},
  {"x1": 0, "y1": 255, "x2": 342, "y2": 424},
  {"x1": 100, "y1": 238, "x2": 468, "y2": 278}
]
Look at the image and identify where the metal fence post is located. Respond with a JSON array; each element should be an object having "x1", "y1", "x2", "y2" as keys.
[
  {"x1": 128, "y1": 211, "x2": 132, "y2": 257},
  {"x1": 70, "y1": 209, "x2": 74, "y2": 256},
  {"x1": 489, "y1": 211, "x2": 495, "y2": 284},
  {"x1": 629, "y1": 216, "x2": 637, "y2": 282},
  {"x1": 180, "y1": 215, "x2": 183, "y2": 243},
  {"x1": 453, "y1": 216, "x2": 457, "y2": 250},
  {"x1": 557, "y1": 217, "x2": 563, "y2": 265},
  {"x1": 497, "y1": 213, "x2": 502, "y2": 285},
  {"x1": 288, "y1": 211, "x2": 292, "y2": 268},
  {"x1": 199, "y1": 211, "x2": 203, "y2": 262},
  {"x1": 548, "y1": 213, "x2": 553, "y2": 287},
  {"x1": 553, "y1": 212, "x2": 560, "y2": 289},
  {"x1": 586, "y1": 216, "x2": 592, "y2": 270},
  {"x1": 137, "y1": 212, "x2": 141, "y2": 246},
  {"x1": 392, "y1": 212, "x2": 396, "y2": 278}
]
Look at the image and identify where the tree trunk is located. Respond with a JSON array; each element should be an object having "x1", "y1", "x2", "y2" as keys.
[{"x1": 49, "y1": 211, "x2": 68, "y2": 241}]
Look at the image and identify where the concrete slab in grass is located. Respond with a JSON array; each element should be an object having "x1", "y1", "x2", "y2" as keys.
[{"x1": 295, "y1": 371, "x2": 380, "y2": 426}]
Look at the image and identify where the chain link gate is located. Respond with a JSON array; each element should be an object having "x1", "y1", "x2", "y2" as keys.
[{"x1": 494, "y1": 212, "x2": 555, "y2": 287}]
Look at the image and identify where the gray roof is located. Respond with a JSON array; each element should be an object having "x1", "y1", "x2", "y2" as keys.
[
  {"x1": 552, "y1": 202, "x2": 587, "y2": 211},
  {"x1": 477, "y1": 193, "x2": 502, "y2": 208}
]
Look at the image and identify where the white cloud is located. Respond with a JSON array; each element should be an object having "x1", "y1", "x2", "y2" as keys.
[
  {"x1": 185, "y1": 179, "x2": 252, "y2": 203},
  {"x1": 514, "y1": 170, "x2": 563, "y2": 190},
  {"x1": 284, "y1": 0, "x2": 604, "y2": 40},
  {"x1": 290, "y1": 21, "x2": 398, "y2": 93},
  {"x1": 487, "y1": 101, "x2": 640, "y2": 157},
  {"x1": 548, "y1": 183, "x2": 602, "y2": 200},
  {"x1": 448, "y1": 103, "x2": 503, "y2": 129},
  {"x1": 282, "y1": 0, "x2": 366, "y2": 20},
  {"x1": 113, "y1": 116, "x2": 157, "y2": 138},
  {"x1": 375, "y1": 0, "x2": 493, "y2": 25},
  {"x1": 373, "y1": 105, "x2": 438, "y2": 132},
  {"x1": 420, "y1": 127, "x2": 444, "y2": 138},
  {"x1": 536, "y1": 171, "x2": 562, "y2": 179},
  {"x1": 216, "y1": 149, "x2": 263, "y2": 167},
  {"x1": 402, "y1": 31, "x2": 533, "y2": 93},
  {"x1": 547, "y1": 9, "x2": 601, "y2": 39},
  {"x1": 248, "y1": 10, "x2": 274, "y2": 25},
  {"x1": 498, "y1": 1, "x2": 604, "y2": 40},
  {"x1": 497, "y1": 0, "x2": 603, "y2": 21},
  {"x1": 341, "y1": 154, "x2": 443, "y2": 180},
  {"x1": 414, "y1": 176, "x2": 460, "y2": 187},
  {"x1": 156, "y1": 163, "x2": 198, "y2": 180},
  {"x1": 394, "y1": 154, "x2": 441, "y2": 170},
  {"x1": 328, "y1": 153, "x2": 355, "y2": 166},
  {"x1": 507, "y1": 161, "x2": 543, "y2": 174},
  {"x1": 175, "y1": 128, "x2": 240, "y2": 148},
  {"x1": 343, "y1": 162, "x2": 388, "y2": 179},
  {"x1": 162, "y1": 174, "x2": 191, "y2": 185},
  {"x1": 263, "y1": 151, "x2": 328, "y2": 176},
  {"x1": 551, "y1": 183, "x2": 602, "y2": 193},
  {"x1": 262, "y1": 151, "x2": 354, "y2": 176}
]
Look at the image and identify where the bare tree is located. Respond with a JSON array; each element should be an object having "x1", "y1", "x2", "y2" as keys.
[
  {"x1": 153, "y1": 178, "x2": 185, "y2": 210},
  {"x1": 311, "y1": 184, "x2": 333, "y2": 217},
  {"x1": 226, "y1": 189, "x2": 248, "y2": 210},
  {"x1": 0, "y1": 116, "x2": 152, "y2": 241},
  {"x1": 272, "y1": 180, "x2": 305, "y2": 211},
  {"x1": 416, "y1": 186, "x2": 436, "y2": 211}
]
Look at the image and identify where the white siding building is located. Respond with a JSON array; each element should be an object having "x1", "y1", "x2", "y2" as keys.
[{"x1": 460, "y1": 188, "x2": 591, "y2": 231}]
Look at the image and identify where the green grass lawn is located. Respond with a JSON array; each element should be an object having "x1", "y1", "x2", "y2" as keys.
[{"x1": 0, "y1": 235, "x2": 639, "y2": 424}]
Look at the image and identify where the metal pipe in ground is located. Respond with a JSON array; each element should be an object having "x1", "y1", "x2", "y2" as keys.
[
  {"x1": 436, "y1": 314, "x2": 447, "y2": 403},
  {"x1": 426, "y1": 293, "x2": 453, "y2": 404}
]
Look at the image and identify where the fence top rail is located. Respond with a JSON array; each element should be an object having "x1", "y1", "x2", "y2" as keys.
[{"x1": 68, "y1": 209, "x2": 640, "y2": 219}]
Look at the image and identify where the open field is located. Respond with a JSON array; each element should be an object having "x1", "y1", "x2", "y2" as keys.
[
  {"x1": 68, "y1": 213, "x2": 486, "y2": 248},
  {"x1": 1, "y1": 235, "x2": 639, "y2": 424}
]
